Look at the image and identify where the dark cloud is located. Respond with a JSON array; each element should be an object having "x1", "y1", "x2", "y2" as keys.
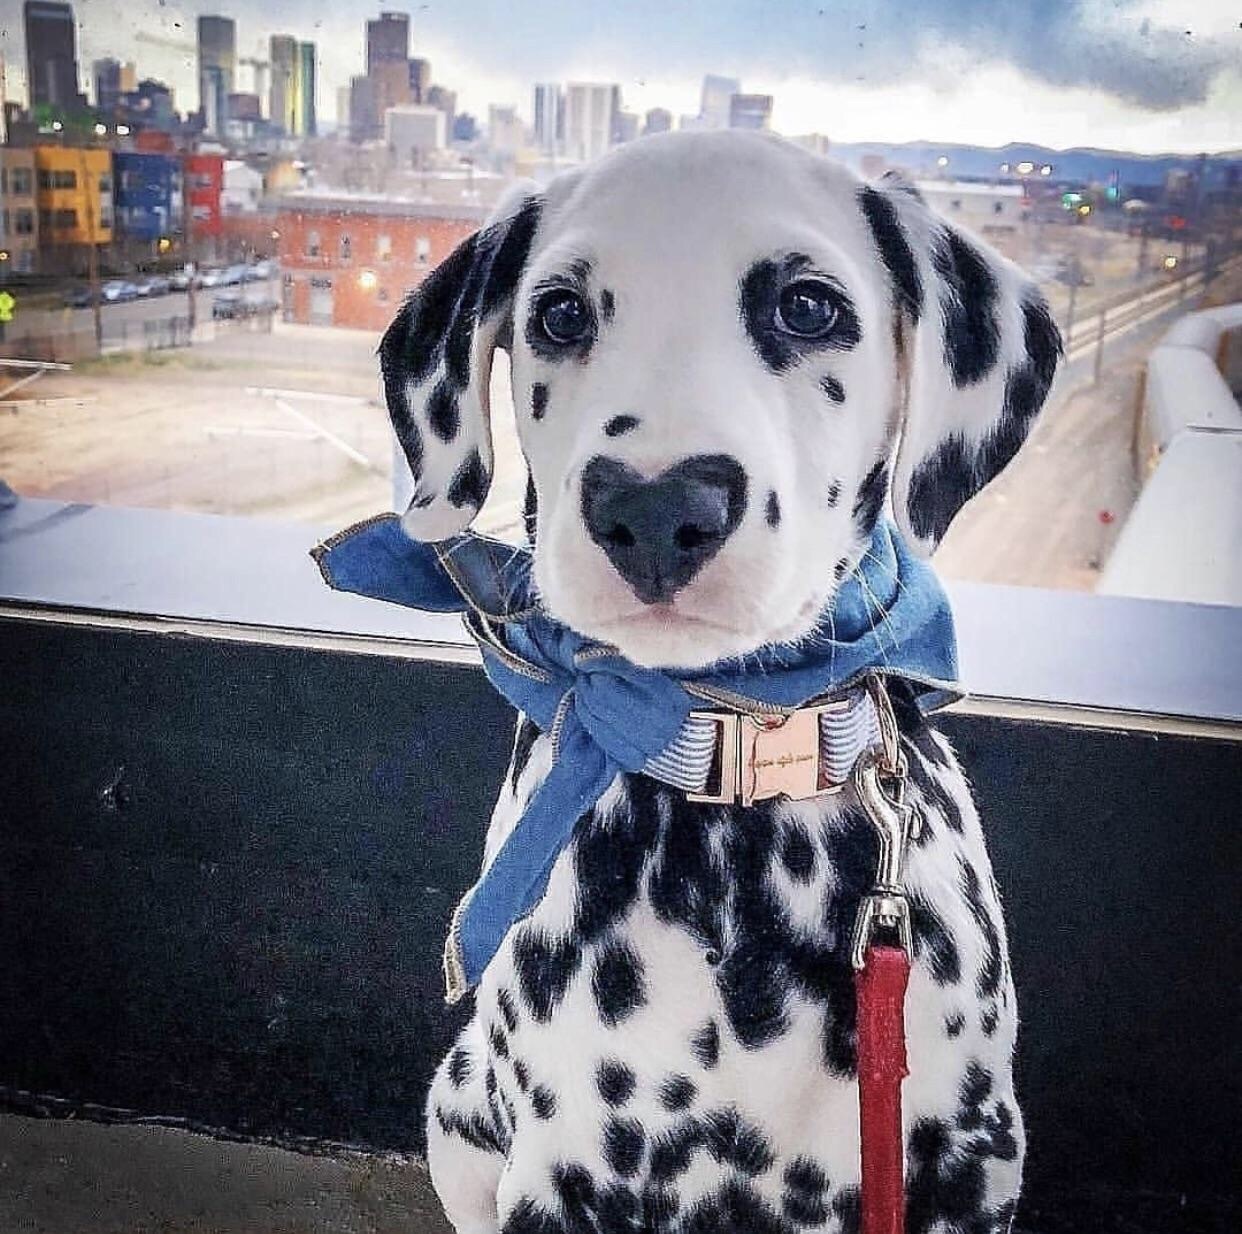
[{"x1": 423, "y1": 0, "x2": 1231, "y2": 112}]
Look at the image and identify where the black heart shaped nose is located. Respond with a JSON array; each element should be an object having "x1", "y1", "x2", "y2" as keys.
[{"x1": 581, "y1": 454, "x2": 749, "y2": 604}]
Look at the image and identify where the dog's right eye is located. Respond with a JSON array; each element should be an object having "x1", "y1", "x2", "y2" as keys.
[{"x1": 534, "y1": 290, "x2": 592, "y2": 346}]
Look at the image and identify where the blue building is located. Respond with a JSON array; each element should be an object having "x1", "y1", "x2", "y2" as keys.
[{"x1": 112, "y1": 151, "x2": 182, "y2": 245}]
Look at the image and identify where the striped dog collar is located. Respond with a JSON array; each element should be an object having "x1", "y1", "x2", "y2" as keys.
[{"x1": 643, "y1": 688, "x2": 880, "y2": 805}]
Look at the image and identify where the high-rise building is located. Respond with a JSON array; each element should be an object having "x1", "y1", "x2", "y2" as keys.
[
  {"x1": 408, "y1": 58, "x2": 432, "y2": 104},
  {"x1": 700, "y1": 75, "x2": 740, "y2": 129},
  {"x1": 269, "y1": 35, "x2": 298, "y2": 135},
  {"x1": 564, "y1": 83, "x2": 619, "y2": 164},
  {"x1": 643, "y1": 108, "x2": 673, "y2": 137},
  {"x1": 532, "y1": 84, "x2": 562, "y2": 154},
  {"x1": 93, "y1": 57, "x2": 122, "y2": 113},
  {"x1": 296, "y1": 42, "x2": 317, "y2": 137},
  {"x1": 24, "y1": 1, "x2": 83, "y2": 109},
  {"x1": 366, "y1": 11, "x2": 409, "y2": 75},
  {"x1": 336, "y1": 86, "x2": 352, "y2": 135},
  {"x1": 198, "y1": 15, "x2": 236, "y2": 136},
  {"x1": 488, "y1": 104, "x2": 523, "y2": 156},
  {"x1": 612, "y1": 110, "x2": 639, "y2": 145},
  {"x1": 349, "y1": 75, "x2": 377, "y2": 143},
  {"x1": 426, "y1": 85, "x2": 456, "y2": 141},
  {"x1": 728, "y1": 93, "x2": 773, "y2": 131},
  {"x1": 371, "y1": 59, "x2": 412, "y2": 122},
  {"x1": 119, "y1": 62, "x2": 137, "y2": 93}
]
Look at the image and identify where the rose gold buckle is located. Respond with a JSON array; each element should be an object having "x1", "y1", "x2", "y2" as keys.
[{"x1": 685, "y1": 702, "x2": 849, "y2": 805}]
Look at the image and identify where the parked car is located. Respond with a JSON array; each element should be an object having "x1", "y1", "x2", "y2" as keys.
[
  {"x1": 101, "y1": 279, "x2": 139, "y2": 303},
  {"x1": 249, "y1": 259, "x2": 276, "y2": 280},
  {"x1": 62, "y1": 285, "x2": 95, "y2": 308},
  {"x1": 212, "y1": 293, "x2": 280, "y2": 321},
  {"x1": 145, "y1": 276, "x2": 172, "y2": 297},
  {"x1": 222, "y1": 264, "x2": 249, "y2": 286},
  {"x1": 199, "y1": 268, "x2": 224, "y2": 288}
]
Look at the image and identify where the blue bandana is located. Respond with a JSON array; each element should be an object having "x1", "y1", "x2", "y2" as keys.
[{"x1": 313, "y1": 514, "x2": 959, "y2": 1000}]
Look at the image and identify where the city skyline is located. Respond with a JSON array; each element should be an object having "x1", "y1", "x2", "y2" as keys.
[{"x1": 0, "y1": 0, "x2": 1239, "y2": 154}]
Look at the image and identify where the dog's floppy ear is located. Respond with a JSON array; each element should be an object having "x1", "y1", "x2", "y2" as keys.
[
  {"x1": 379, "y1": 184, "x2": 543, "y2": 540},
  {"x1": 858, "y1": 176, "x2": 1063, "y2": 555}
]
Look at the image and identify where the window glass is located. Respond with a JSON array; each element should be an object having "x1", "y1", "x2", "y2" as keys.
[{"x1": 0, "y1": 0, "x2": 1237, "y2": 615}]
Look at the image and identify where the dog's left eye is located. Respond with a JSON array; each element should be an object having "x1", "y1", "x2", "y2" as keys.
[
  {"x1": 535, "y1": 290, "x2": 592, "y2": 345},
  {"x1": 776, "y1": 281, "x2": 840, "y2": 338}
]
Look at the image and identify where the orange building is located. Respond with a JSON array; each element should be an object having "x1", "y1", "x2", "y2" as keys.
[
  {"x1": 33, "y1": 146, "x2": 113, "y2": 248},
  {"x1": 273, "y1": 195, "x2": 484, "y2": 332}
]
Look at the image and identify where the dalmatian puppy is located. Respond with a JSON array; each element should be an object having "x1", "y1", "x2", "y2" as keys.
[{"x1": 379, "y1": 131, "x2": 1061, "y2": 1233}]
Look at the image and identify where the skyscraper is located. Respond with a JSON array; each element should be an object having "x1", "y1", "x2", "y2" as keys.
[
  {"x1": 93, "y1": 57, "x2": 122, "y2": 113},
  {"x1": 269, "y1": 35, "x2": 298, "y2": 135},
  {"x1": 564, "y1": 83, "x2": 619, "y2": 164},
  {"x1": 643, "y1": 108, "x2": 673, "y2": 137},
  {"x1": 297, "y1": 42, "x2": 317, "y2": 137},
  {"x1": 24, "y1": 1, "x2": 83, "y2": 109},
  {"x1": 700, "y1": 74, "x2": 740, "y2": 129},
  {"x1": 533, "y1": 83, "x2": 562, "y2": 154},
  {"x1": 366, "y1": 12, "x2": 409, "y2": 75},
  {"x1": 728, "y1": 93, "x2": 773, "y2": 131},
  {"x1": 198, "y1": 15, "x2": 236, "y2": 136},
  {"x1": 408, "y1": 58, "x2": 432, "y2": 104}
]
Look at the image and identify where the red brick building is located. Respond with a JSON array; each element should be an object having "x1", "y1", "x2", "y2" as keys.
[
  {"x1": 183, "y1": 154, "x2": 224, "y2": 239},
  {"x1": 273, "y1": 196, "x2": 485, "y2": 332}
]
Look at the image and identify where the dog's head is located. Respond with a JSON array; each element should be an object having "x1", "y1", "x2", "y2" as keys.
[{"x1": 380, "y1": 131, "x2": 1061, "y2": 669}]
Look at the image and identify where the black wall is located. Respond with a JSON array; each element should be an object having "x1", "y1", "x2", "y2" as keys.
[{"x1": 1, "y1": 617, "x2": 1238, "y2": 1231}]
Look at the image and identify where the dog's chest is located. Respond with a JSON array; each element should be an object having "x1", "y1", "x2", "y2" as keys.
[{"x1": 471, "y1": 722, "x2": 1011, "y2": 1182}]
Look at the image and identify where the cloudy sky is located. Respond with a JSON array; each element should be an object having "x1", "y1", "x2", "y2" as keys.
[{"x1": 1, "y1": 0, "x2": 1238, "y2": 152}]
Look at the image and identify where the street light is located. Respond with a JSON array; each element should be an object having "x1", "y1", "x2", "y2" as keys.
[
  {"x1": 936, "y1": 155, "x2": 949, "y2": 169},
  {"x1": 51, "y1": 120, "x2": 63, "y2": 132},
  {"x1": 93, "y1": 123, "x2": 107, "y2": 137},
  {"x1": 1000, "y1": 162, "x2": 1010, "y2": 173},
  {"x1": 1039, "y1": 164, "x2": 1052, "y2": 176},
  {"x1": 358, "y1": 269, "x2": 378, "y2": 291},
  {"x1": 116, "y1": 124, "x2": 130, "y2": 136},
  {"x1": 1016, "y1": 160, "x2": 1035, "y2": 175}
]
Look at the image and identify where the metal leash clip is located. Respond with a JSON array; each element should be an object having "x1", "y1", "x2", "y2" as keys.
[{"x1": 850, "y1": 678, "x2": 916, "y2": 970}]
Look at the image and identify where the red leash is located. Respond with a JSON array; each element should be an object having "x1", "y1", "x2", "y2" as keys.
[
  {"x1": 852, "y1": 679, "x2": 917, "y2": 1234},
  {"x1": 856, "y1": 944, "x2": 911, "y2": 1234}
]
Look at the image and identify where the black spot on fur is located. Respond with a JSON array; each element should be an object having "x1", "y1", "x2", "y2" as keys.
[
  {"x1": 513, "y1": 929, "x2": 581, "y2": 1023},
  {"x1": 602, "y1": 1116, "x2": 645, "y2": 1177},
  {"x1": 592, "y1": 939, "x2": 647, "y2": 1026},
  {"x1": 852, "y1": 459, "x2": 888, "y2": 534},
  {"x1": 981, "y1": 1005, "x2": 999, "y2": 1037},
  {"x1": 703, "y1": 1107, "x2": 775, "y2": 1176},
  {"x1": 426, "y1": 377, "x2": 459, "y2": 441},
  {"x1": 435, "y1": 1105, "x2": 505, "y2": 1155},
  {"x1": 501, "y1": 1197, "x2": 562, "y2": 1234},
  {"x1": 480, "y1": 196, "x2": 543, "y2": 320},
  {"x1": 510, "y1": 717, "x2": 540, "y2": 792},
  {"x1": 782, "y1": 1154, "x2": 830, "y2": 1225},
  {"x1": 600, "y1": 288, "x2": 615, "y2": 320},
  {"x1": 489, "y1": 1022, "x2": 510, "y2": 1060},
  {"x1": 765, "y1": 490, "x2": 782, "y2": 528},
  {"x1": 932, "y1": 227, "x2": 1000, "y2": 388},
  {"x1": 604, "y1": 413, "x2": 640, "y2": 437},
  {"x1": 945, "y1": 1012, "x2": 966, "y2": 1038},
  {"x1": 531, "y1": 1084, "x2": 557, "y2": 1120},
  {"x1": 780, "y1": 822, "x2": 816, "y2": 882},
  {"x1": 553, "y1": 1161, "x2": 595, "y2": 1225},
  {"x1": 690, "y1": 1019, "x2": 720, "y2": 1069},
  {"x1": 530, "y1": 381, "x2": 549, "y2": 420},
  {"x1": 448, "y1": 447, "x2": 488, "y2": 510},
  {"x1": 740, "y1": 254, "x2": 861, "y2": 374},
  {"x1": 820, "y1": 373, "x2": 845, "y2": 403},
  {"x1": 643, "y1": 1185, "x2": 679, "y2": 1226},
  {"x1": 834, "y1": 556, "x2": 850, "y2": 580},
  {"x1": 827, "y1": 479, "x2": 841, "y2": 507},
  {"x1": 960, "y1": 858, "x2": 1004, "y2": 1000},
  {"x1": 910, "y1": 895, "x2": 961, "y2": 985},
  {"x1": 523, "y1": 472, "x2": 539, "y2": 544},
  {"x1": 906, "y1": 435, "x2": 972, "y2": 545},
  {"x1": 686, "y1": 1179, "x2": 793, "y2": 1233},
  {"x1": 650, "y1": 1118, "x2": 705, "y2": 1183},
  {"x1": 497, "y1": 987, "x2": 520, "y2": 1034},
  {"x1": 859, "y1": 186, "x2": 923, "y2": 322},
  {"x1": 833, "y1": 1187, "x2": 861, "y2": 1234},
  {"x1": 596, "y1": 1058, "x2": 636, "y2": 1107},
  {"x1": 447, "y1": 1047, "x2": 472, "y2": 1089},
  {"x1": 512, "y1": 1058, "x2": 530, "y2": 1091},
  {"x1": 659, "y1": 1074, "x2": 697, "y2": 1112},
  {"x1": 573, "y1": 786, "x2": 660, "y2": 942}
]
